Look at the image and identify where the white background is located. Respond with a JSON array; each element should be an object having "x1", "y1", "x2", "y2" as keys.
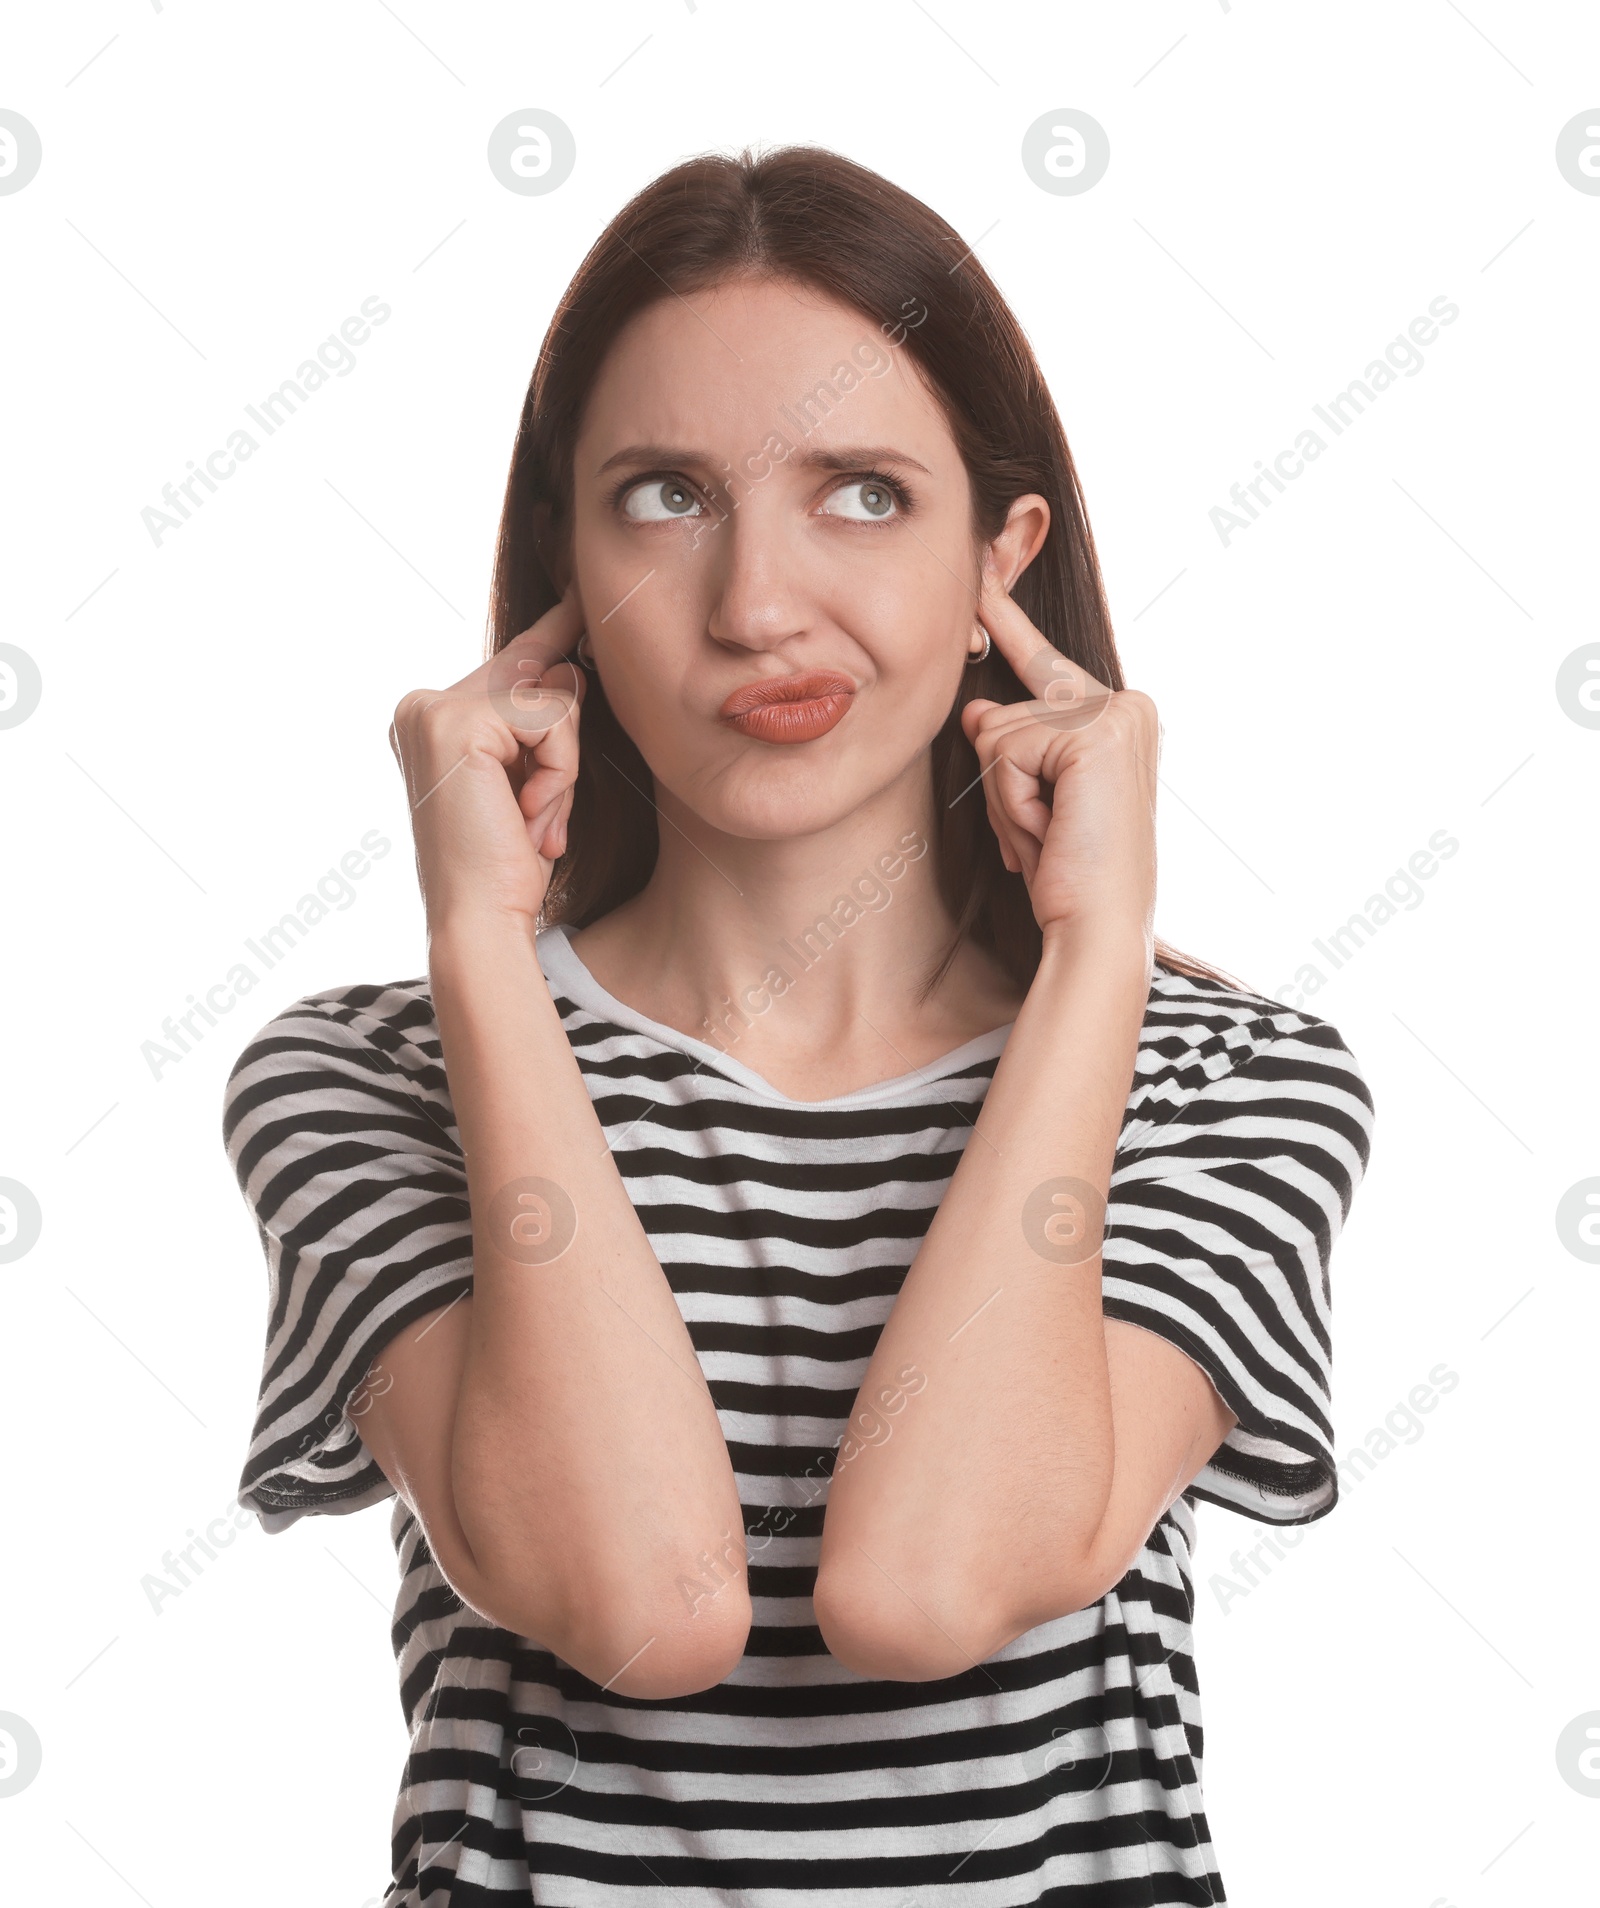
[{"x1": 2, "y1": 4, "x2": 1596, "y2": 1904}]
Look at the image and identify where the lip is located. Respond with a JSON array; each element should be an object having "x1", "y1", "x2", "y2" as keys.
[{"x1": 718, "y1": 669, "x2": 857, "y2": 744}]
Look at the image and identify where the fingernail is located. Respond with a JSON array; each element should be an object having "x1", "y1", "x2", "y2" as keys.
[{"x1": 981, "y1": 548, "x2": 998, "y2": 581}]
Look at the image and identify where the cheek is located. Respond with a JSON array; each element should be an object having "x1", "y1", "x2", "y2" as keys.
[
  {"x1": 575, "y1": 511, "x2": 650, "y2": 609},
  {"x1": 574, "y1": 505, "x2": 712, "y2": 612},
  {"x1": 570, "y1": 539, "x2": 654, "y2": 675},
  {"x1": 573, "y1": 503, "x2": 976, "y2": 704},
  {"x1": 832, "y1": 557, "x2": 971, "y2": 671},
  {"x1": 576, "y1": 549, "x2": 703, "y2": 736}
]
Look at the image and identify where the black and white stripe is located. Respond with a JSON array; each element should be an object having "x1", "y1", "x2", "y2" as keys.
[{"x1": 224, "y1": 926, "x2": 1373, "y2": 1904}]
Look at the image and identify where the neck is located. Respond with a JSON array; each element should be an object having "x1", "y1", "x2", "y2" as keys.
[{"x1": 565, "y1": 759, "x2": 1022, "y2": 1082}]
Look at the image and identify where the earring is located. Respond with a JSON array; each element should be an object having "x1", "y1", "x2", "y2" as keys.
[
  {"x1": 966, "y1": 626, "x2": 991, "y2": 666},
  {"x1": 575, "y1": 631, "x2": 596, "y2": 670}
]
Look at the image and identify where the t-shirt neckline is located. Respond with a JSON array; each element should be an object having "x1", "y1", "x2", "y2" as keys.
[{"x1": 535, "y1": 922, "x2": 1016, "y2": 1111}]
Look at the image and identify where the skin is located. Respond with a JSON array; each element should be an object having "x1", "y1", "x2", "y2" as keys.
[
  {"x1": 560, "y1": 275, "x2": 1033, "y2": 1094},
  {"x1": 362, "y1": 275, "x2": 1236, "y2": 1695}
]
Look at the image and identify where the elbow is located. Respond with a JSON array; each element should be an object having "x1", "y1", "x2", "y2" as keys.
[
  {"x1": 443, "y1": 1501, "x2": 753, "y2": 1698},
  {"x1": 813, "y1": 1559, "x2": 1000, "y2": 1683},
  {"x1": 456, "y1": 1563, "x2": 752, "y2": 1701},
  {"x1": 1049, "y1": 1521, "x2": 1142, "y2": 1617},
  {"x1": 813, "y1": 1545, "x2": 1127, "y2": 1680},
  {"x1": 565, "y1": 1583, "x2": 753, "y2": 1699},
  {"x1": 1002, "y1": 1546, "x2": 1131, "y2": 1632},
  {"x1": 995, "y1": 1545, "x2": 1131, "y2": 1635}
]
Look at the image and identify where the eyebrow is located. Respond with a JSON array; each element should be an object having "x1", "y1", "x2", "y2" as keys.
[
  {"x1": 796, "y1": 444, "x2": 932, "y2": 476},
  {"x1": 594, "y1": 442, "x2": 932, "y2": 479}
]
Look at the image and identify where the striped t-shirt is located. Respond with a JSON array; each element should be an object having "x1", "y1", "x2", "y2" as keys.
[{"x1": 224, "y1": 924, "x2": 1373, "y2": 1905}]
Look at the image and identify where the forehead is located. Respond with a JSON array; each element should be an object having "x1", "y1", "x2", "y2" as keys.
[{"x1": 575, "y1": 275, "x2": 956, "y2": 467}]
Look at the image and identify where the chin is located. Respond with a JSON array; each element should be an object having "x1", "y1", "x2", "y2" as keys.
[{"x1": 677, "y1": 756, "x2": 870, "y2": 844}]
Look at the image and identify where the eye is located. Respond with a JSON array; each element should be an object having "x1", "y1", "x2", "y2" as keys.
[
  {"x1": 820, "y1": 478, "x2": 901, "y2": 522},
  {"x1": 621, "y1": 478, "x2": 705, "y2": 521}
]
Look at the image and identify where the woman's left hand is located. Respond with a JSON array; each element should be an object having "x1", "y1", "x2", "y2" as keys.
[{"x1": 958, "y1": 562, "x2": 1159, "y2": 945}]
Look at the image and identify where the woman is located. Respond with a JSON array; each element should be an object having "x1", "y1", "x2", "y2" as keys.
[{"x1": 225, "y1": 147, "x2": 1373, "y2": 1905}]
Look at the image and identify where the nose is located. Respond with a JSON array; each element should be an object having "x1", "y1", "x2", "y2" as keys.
[{"x1": 704, "y1": 503, "x2": 811, "y2": 655}]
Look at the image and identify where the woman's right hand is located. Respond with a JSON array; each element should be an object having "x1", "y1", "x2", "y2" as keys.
[{"x1": 389, "y1": 593, "x2": 587, "y2": 930}]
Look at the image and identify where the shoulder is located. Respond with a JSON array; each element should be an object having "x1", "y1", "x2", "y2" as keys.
[
  {"x1": 1128, "y1": 962, "x2": 1374, "y2": 1171},
  {"x1": 226, "y1": 975, "x2": 439, "y2": 1076},
  {"x1": 1141, "y1": 960, "x2": 1369, "y2": 1083},
  {"x1": 221, "y1": 976, "x2": 453, "y2": 1150}
]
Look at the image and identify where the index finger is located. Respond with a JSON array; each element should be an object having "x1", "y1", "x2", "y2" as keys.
[
  {"x1": 497, "y1": 591, "x2": 586, "y2": 677},
  {"x1": 485, "y1": 593, "x2": 587, "y2": 738},
  {"x1": 976, "y1": 567, "x2": 1114, "y2": 730}
]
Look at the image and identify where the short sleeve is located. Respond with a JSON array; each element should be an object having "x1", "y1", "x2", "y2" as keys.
[
  {"x1": 222, "y1": 983, "x2": 473, "y2": 1532},
  {"x1": 1102, "y1": 1004, "x2": 1374, "y2": 1525}
]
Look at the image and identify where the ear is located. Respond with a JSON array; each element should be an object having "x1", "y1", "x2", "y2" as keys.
[
  {"x1": 531, "y1": 501, "x2": 572, "y2": 595},
  {"x1": 984, "y1": 494, "x2": 1051, "y2": 592}
]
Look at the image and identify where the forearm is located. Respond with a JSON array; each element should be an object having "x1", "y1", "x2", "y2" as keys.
[
  {"x1": 815, "y1": 921, "x2": 1150, "y2": 1676},
  {"x1": 429, "y1": 912, "x2": 749, "y2": 1690}
]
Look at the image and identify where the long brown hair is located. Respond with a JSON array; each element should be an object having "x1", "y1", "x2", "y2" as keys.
[{"x1": 489, "y1": 145, "x2": 1236, "y2": 995}]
